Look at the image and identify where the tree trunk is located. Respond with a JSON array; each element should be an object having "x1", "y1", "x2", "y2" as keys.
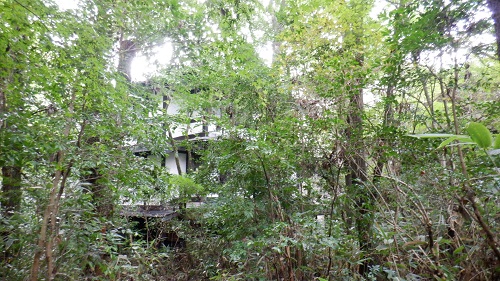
[
  {"x1": 81, "y1": 10, "x2": 137, "y2": 220},
  {"x1": 1, "y1": 166, "x2": 22, "y2": 217},
  {"x1": 30, "y1": 89, "x2": 76, "y2": 281},
  {"x1": 86, "y1": 166, "x2": 114, "y2": 219},
  {"x1": 487, "y1": 0, "x2": 500, "y2": 60},
  {"x1": 167, "y1": 128, "x2": 183, "y2": 175},
  {"x1": 269, "y1": 0, "x2": 286, "y2": 63},
  {"x1": 0, "y1": 166, "x2": 22, "y2": 261},
  {"x1": 449, "y1": 62, "x2": 500, "y2": 261},
  {"x1": 341, "y1": 0, "x2": 373, "y2": 276},
  {"x1": 83, "y1": 34, "x2": 136, "y2": 218},
  {"x1": 0, "y1": 33, "x2": 24, "y2": 262},
  {"x1": 118, "y1": 39, "x2": 137, "y2": 81},
  {"x1": 345, "y1": 85, "x2": 372, "y2": 276}
]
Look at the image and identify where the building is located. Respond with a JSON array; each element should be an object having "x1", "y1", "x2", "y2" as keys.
[{"x1": 121, "y1": 82, "x2": 218, "y2": 246}]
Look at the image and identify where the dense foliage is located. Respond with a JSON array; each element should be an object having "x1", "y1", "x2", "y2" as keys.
[{"x1": 1, "y1": 0, "x2": 499, "y2": 280}]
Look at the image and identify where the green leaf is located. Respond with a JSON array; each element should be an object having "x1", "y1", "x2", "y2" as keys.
[
  {"x1": 272, "y1": 246, "x2": 281, "y2": 253},
  {"x1": 453, "y1": 245, "x2": 465, "y2": 255},
  {"x1": 466, "y1": 122, "x2": 492, "y2": 149},
  {"x1": 494, "y1": 135, "x2": 500, "y2": 149},
  {"x1": 437, "y1": 135, "x2": 472, "y2": 149},
  {"x1": 408, "y1": 133, "x2": 457, "y2": 138}
]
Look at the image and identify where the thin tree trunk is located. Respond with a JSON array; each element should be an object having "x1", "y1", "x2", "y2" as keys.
[
  {"x1": 269, "y1": 0, "x2": 286, "y2": 63},
  {"x1": 1, "y1": 166, "x2": 22, "y2": 217},
  {"x1": 168, "y1": 128, "x2": 183, "y2": 175},
  {"x1": 185, "y1": 112, "x2": 194, "y2": 173},
  {"x1": 162, "y1": 93, "x2": 183, "y2": 175},
  {"x1": 30, "y1": 162, "x2": 64, "y2": 281},
  {"x1": 448, "y1": 59, "x2": 500, "y2": 261},
  {"x1": 487, "y1": 0, "x2": 500, "y2": 60},
  {"x1": 0, "y1": 166, "x2": 22, "y2": 261},
  {"x1": 0, "y1": 40, "x2": 24, "y2": 262},
  {"x1": 373, "y1": 83, "x2": 395, "y2": 183},
  {"x1": 29, "y1": 91, "x2": 76, "y2": 281}
]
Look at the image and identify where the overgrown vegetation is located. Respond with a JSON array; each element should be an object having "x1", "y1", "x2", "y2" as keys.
[{"x1": 1, "y1": 0, "x2": 499, "y2": 280}]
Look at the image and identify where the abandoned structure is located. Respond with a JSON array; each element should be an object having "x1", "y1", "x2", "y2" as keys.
[{"x1": 121, "y1": 83, "x2": 217, "y2": 247}]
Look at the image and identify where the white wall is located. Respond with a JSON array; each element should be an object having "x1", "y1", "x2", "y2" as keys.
[
  {"x1": 165, "y1": 152, "x2": 187, "y2": 175},
  {"x1": 170, "y1": 121, "x2": 206, "y2": 139}
]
